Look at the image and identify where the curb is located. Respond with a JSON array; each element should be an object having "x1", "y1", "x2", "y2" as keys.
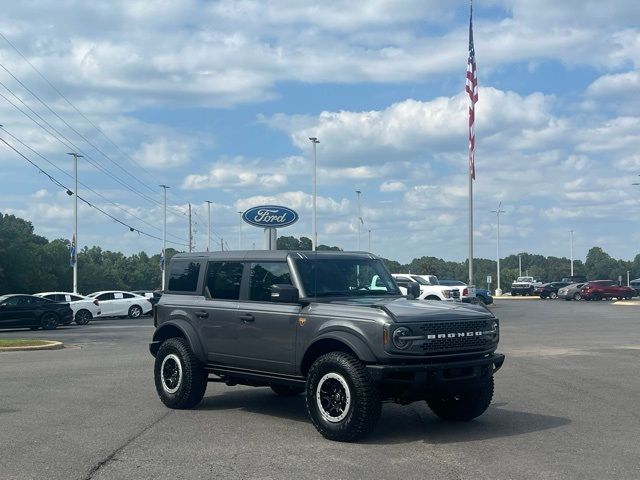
[
  {"x1": 0, "y1": 340, "x2": 64, "y2": 352},
  {"x1": 493, "y1": 296, "x2": 540, "y2": 300},
  {"x1": 613, "y1": 300, "x2": 640, "y2": 306}
]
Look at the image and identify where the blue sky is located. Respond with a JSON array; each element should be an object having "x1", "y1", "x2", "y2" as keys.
[{"x1": 1, "y1": 0, "x2": 639, "y2": 264}]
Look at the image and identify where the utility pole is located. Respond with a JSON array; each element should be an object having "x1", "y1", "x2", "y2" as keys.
[
  {"x1": 569, "y1": 230, "x2": 574, "y2": 276},
  {"x1": 188, "y1": 203, "x2": 193, "y2": 252},
  {"x1": 491, "y1": 202, "x2": 505, "y2": 296},
  {"x1": 237, "y1": 211, "x2": 243, "y2": 250},
  {"x1": 368, "y1": 229, "x2": 371, "y2": 252},
  {"x1": 67, "y1": 152, "x2": 83, "y2": 293},
  {"x1": 221, "y1": 237, "x2": 224, "y2": 251},
  {"x1": 160, "y1": 185, "x2": 169, "y2": 290},
  {"x1": 355, "y1": 190, "x2": 362, "y2": 250},
  {"x1": 206, "y1": 201, "x2": 212, "y2": 252},
  {"x1": 309, "y1": 137, "x2": 319, "y2": 251}
]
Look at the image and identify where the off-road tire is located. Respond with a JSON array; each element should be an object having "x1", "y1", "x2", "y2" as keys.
[
  {"x1": 40, "y1": 312, "x2": 58, "y2": 330},
  {"x1": 427, "y1": 376, "x2": 494, "y2": 421},
  {"x1": 154, "y1": 337, "x2": 207, "y2": 409},
  {"x1": 306, "y1": 352, "x2": 381, "y2": 442},
  {"x1": 270, "y1": 385, "x2": 304, "y2": 396},
  {"x1": 128, "y1": 305, "x2": 143, "y2": 319},
  {"x1": 75, "y1": 309, "x2": 92, "y2": 325}
]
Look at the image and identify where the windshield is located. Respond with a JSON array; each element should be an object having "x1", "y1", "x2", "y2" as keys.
[
  {"x1": 294, "y1": 258, "x2": 401, "y2": 297},
  {"x1": 410, "y1": 276, "x2": 429, "y2": 285}
]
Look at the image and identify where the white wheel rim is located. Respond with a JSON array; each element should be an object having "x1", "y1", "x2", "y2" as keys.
[
  {"x1": 161, "y1": 354, "x2": 182, "y2": 394},
  {"x1": 316, "y1": 372, "x2": 351, "y2": 423}
]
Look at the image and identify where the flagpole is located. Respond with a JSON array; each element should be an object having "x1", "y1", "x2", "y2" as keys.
[
  {"x1": 466, "y1": 0, "x2": 476, "y2": 286},
  {"x1": 468, "y1": 169, "x2": 473, "y2": 285}
]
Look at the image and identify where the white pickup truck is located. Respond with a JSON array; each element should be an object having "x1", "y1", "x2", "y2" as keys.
[
  {"x1": 510, "y1": 276, "x2": 542, "y2": 296},
  {"x1": 391, "y1": 274, "x2": 461, "y2": 301}
]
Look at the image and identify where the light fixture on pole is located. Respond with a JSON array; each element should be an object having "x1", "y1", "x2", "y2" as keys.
[
  {"x1": 569, "y1": 230, "x2": 574, "y2": 276},
  {"x1": 160, "y1": 185, "x2": 169, "y2": 290},
  {"x1": 491, "y1": 201, "x2": 505, "y2": 296},
  {"x1": 67, "y1": 152, "x2": 83, "y2": 294},
  {"x1": 206, "y1": 201, "x2": 212, "y2": 252},
  {"x1": 355, "y1": 190, "x2": 363, "y2": 250},
  {"x1": 309, "y1": 137, "x2": 319, "y2": 251}
]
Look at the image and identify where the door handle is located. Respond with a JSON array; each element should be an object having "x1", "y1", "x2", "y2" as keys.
[
  {"x1": 239, "y1": 313, "x2": 255, "y2": 322},
  {"x1": 195, "y1": 311, "x2": 209, "y2": 319}
]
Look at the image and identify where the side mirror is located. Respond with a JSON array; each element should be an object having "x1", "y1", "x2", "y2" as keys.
[
  {"x1": 407, "y1": 281, "x2": 421, "y2": 299},
  {"x1": 270, "y1": 284, "x2": 299, "y2": 303}
]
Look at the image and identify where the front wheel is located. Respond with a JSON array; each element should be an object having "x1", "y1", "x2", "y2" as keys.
[
  {"x1": 427, "y1": 376, "x2": 494, "y2": 421},
  {"x1": 128, "y1": 305, "x2": 143, "y2": 319},
  {"x1": 154, "y1": 338, "x2": 207, "y2": 409},
  {"x1": 75, "y1": 309, "x2": 92, "y2": 325},
  {"x1": 549, "y1": 292, "x2": 558, "y2": 299},
  {"x1": 40, "y1": 313, "x2": 58, "y2": 330},
  {"x1": 305, "y1": 352, "x2": 381, "y2": 442},
  {"x1": 573, "y1": 293, "x2": 581, "y2": 301}
]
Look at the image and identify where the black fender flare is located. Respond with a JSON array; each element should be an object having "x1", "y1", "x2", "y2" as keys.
[
  {"x1": 150, "y1": 319, "x2": 206, "y2": 362},
  {"x1": 305, "y1": 331, "x2": 377, "y2": 365}
]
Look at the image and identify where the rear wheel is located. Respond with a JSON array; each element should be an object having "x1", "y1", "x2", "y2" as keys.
[
  {"x1": 427, "y1": 376, "x2": 494, "y2": 421},
  {"x1": 75, "y1": 309, "x2": 92, "y2": 325},
  {"x1": 549, "y1": 292, "x2": 558, "y2": 299},
  {"x1": 573, "y1": 293, "x2": 581, "y2": 301},
  {"x1": 271, "y1": 385, "x2": 304, "y2": 396},
  {"x1": 306, "y1": 352, "x2": 381, "y2": 442},
  {"x1": 154, "y1": 337, "x2": 207, "y2": 409},
  {"x1": 40, "y1": 312, "x2": 58, "y2": 330}
]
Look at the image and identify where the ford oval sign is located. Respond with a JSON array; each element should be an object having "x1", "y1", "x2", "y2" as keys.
[{"x1": 242, "y1": 205, "x2": 299, "y2": 228}]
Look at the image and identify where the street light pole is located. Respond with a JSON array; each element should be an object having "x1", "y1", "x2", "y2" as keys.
[
  {"x1": 206, "y1": 201, "x2": 212, "y2": 252},
  {"x1": 368, "y1": 229, "x2": 371, "y2": 252},
  {"x1": 491, "y1": 202, "x2": 505, "y2": 296},
  {"x1": 569, "y1": 230, "x2": 574, "y2": 276},
  {"x1": 67, "y1": 152, "x2": 83, "y2": 293},
  {"x1": 309, "y1": 137, "x2": 319, "y2": 251},
  {"x1": 160, "y1": 185, "x2": 169, "y2": 290},
  {"x1": 238, "y1": 211, "x2": 243, "y2": 250},
  {"x1": 518, "y1": 254, "x2": 522, "y2": 277},
  {"x1": 355, "y1": 190, "x2": 362, "y2": 250}
]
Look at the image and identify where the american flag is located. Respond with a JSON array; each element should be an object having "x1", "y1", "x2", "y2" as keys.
[
  {"x1": 69, "y1": 235, "x2": 77, "y2": 267},
  {"x1": 466, "y1": 2, "x2": 478, "y2": 180}
]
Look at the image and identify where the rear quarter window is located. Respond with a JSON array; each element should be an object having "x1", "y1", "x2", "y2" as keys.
[{"x1": 168, "y1": 260, "x2": 202, "y2": 292}]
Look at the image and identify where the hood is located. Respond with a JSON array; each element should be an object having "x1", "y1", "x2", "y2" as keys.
[{"x1": 328, "y1": 297, "x2": 494, "y2": 322}]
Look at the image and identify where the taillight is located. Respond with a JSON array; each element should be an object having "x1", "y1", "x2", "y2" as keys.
[
  {"x1": 463, "y1": 288, "x2": 468, "y2": 296},
  {"x1": 93, "y1": 299, "x2": 99, "y2": 306}
]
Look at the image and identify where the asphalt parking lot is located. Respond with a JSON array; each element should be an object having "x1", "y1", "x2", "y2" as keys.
[{"x1": 1, "y1": 301, "x2": 639, "y2": 480}]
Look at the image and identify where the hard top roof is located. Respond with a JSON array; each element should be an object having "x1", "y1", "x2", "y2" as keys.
[{"x1": 171, "y1": 250, "x2": 379, "y2": 262}]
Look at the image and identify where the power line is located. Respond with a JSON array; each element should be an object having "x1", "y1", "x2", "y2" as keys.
[
  {"x1": 0, "y1": 125, "x2": 189, "y2": 244},
  {"x1": 0, "y1": 135, "x2": 189, "y2": 247},
  {"x1": 0, "y1": 62, "x2": 187, "y2": 218},
  {"x1": 0, "y1": 31, "x2": 170, "y2": 194}
]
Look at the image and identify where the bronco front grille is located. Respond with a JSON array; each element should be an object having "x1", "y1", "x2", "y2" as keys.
[{"x1": 412, "y1": 319, "x2": 496, "y2": 354}]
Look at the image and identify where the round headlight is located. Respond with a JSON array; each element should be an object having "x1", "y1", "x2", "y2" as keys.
[{"x1": 392, "y1": 327, "x2": 412, "y2": 350}]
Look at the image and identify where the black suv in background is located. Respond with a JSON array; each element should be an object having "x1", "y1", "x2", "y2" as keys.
[{"x1": 150, "y1": 251, "x2": 504, "y2": 442}]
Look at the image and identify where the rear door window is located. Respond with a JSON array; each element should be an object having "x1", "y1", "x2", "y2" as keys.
[
  {"x1": 168, "y1": 260, "x2": 201, "y2": 292},
  {"x1": 205, "y1": 262, "x2": 244, "y2": 300}
]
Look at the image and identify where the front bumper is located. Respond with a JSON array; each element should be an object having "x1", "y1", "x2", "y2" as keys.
[{"x1": 366, "y1": 353, "x2": 504, "y2": 393}]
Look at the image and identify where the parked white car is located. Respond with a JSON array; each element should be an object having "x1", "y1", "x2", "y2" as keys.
[
  {"x1": 391, "y1": 274, "x2": 461, "y2": 301},
  {"x1": 35, "y1": 291, "x2": 101, "y2": 325},
  {"x1": 87, "y1": 291, "x2": 152, "y2": 318}
]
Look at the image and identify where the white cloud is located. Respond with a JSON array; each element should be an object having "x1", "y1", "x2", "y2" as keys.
[
  {"x1": 380, "y1": 181, "x2": 407, "y2": 192},
  {"x1": 132, "y1": 137, "x2": 192, "y2": 168},
  {"x1": 182, "y1": 157, "x2": 287, "y2": 190}
]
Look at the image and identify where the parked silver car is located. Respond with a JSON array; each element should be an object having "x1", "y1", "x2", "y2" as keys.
[{"x1": 558, "y1": 283, "x2": 586, "y2": 301}]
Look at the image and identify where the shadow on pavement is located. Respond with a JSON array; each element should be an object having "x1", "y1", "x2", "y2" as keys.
[{"x1": 197, "y1": 388, "x2": 570, "y2": 444}]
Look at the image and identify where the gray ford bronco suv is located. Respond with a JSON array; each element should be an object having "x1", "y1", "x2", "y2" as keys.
[{"x1": 150, "y1": 250, "x2": 504, "y2": 442}]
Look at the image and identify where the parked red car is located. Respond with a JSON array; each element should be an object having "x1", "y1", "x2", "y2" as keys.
[{"x1": 580, "y1": 280, "x2": 636, "y2": 301}]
